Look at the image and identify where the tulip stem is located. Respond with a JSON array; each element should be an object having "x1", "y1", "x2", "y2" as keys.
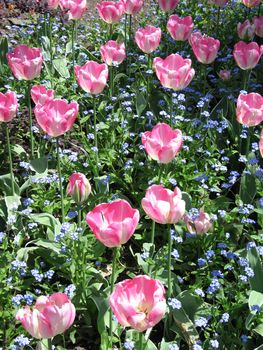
[
  {"x1": 93, "y1": 97, "x2": 99, "y2": 174},
  {"x1": 147, "y1": 53, "x2": 151, "y2": 98},
  {"x1": 245, "y1": 128, "x2": 251, "y2": 157},
  {"x1": 170, "y1": 91, "x2": 173, "y2": 126},
  {"x1": 72, "y1": 20, "x2": 76, "y2": 69},
  {"x1": 139, "y1": 332, "x2": 143, "y2": 350},
  {"x1": 56, "y1": 138, "x2": 65, "y2": 222},
  {"x1": 27, "y1": 82, "x2": 34, "y2": 159},
  {"x1": 110, "y1": 65, "x2": 114, "y2": 97},
  {"x1": 167, "y1": 225, "x2": 172, "y2": 298},
  {"x1": 124, "y1": 14, "x2": 127, "y2": 52},
  {"x1": 48, "y1": 339, "x2": 52, "y2": 350},
  {"x1": 109, "y1": 247, "x2": 118, "y2": 348},
  {"x1": 78, "y1": 206, "x2": 82, "y2": 228},
  {"x1": 216, "y1": 7, "x2": 220, "y2": 37},
  {"x1": 151, "y1": 220, "x2": 155, "y2": 245},
  {"x1": 243, "y1": 69, "x2": 251, "y2": 91},
  {"x1": 109, "y1": 23, "x2": 113, "y2": 40},
  {"x1": 6, "y1": 125, "x2": 15, "y2": 196}
]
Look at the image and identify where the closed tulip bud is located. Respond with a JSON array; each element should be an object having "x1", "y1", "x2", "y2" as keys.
[
  {"x1": 109, "y1": 275, "x2": 166, "y2": 332},
  {"x1": 233, "y1": 41, "x2": 263, "y2": 70},
  {"x1": 34, "y1": 99, "x2": 78, "y2": 137},
  {"x1": 153, "y1": 54, "x2": 195, "y2": 91},
  {"x1": 184, "y1": 211, "x2": 212, "y2": 234},
  {"x1": 167, "y1": 15, "x2": 194, "y2": 41},
  {"x1": 31, "y1": 85, "x2": 54, "y2": 106},
  {"x1": 141, "y1": 123, "x2": 183, "y2": 164},
  {"x1": 142, "y1": 185, "x2": 186, "y2": 224},
  {"x1": 157, "y1": 0, "x2": 179, "y2": 12},
  {"x1": 218, "y1": 69, "x2": 231, "y2": 81},
  {"x1": 86, "y1": 199, "x2": 140, "y2": 248},
  {"x1": 68, "y1": 173, "x2": 91, "y2": 204},
  {"x1": 16, "y1": 293, "x2": 75, "y2": 339},
  {"x1": 236, "y1": 92, "x2": 263, "y2": 126},
  {"x1": 7, "y1": 45, "x2": 43, "y2": 81},
  {"x1": 68, "y1": 0, "x2": 87, "y2": 20},
  {"x1": 259, "y1": 130, "x2": 263, "y2": 158},
  {"x1": 74, "y1": 61, "x2": 109, "y2": 95},
  {"x1": 237, "y1": 20, "x2": 255, "y2": 40},
  {"x1": 0, "y1": 91, "x2": 18, "y2": 122},
  {"x1": 121, "y1": 0, "x2": 143, "y2": 15},
  {"x1": 100, "y1": 40, "x2": 126, "y2": 66},
  {"x1": 97, "y1": 1, "x2": 124, "y2": 23},
  {"x1": 189, "y1": 32, "x2": 220, "y2": 64},
  {"x1": 253, "y1": 16, "x2": 263, "y2": 37},
  {"x1": 135, "y1": 25, "x2": 161, "y2": 54},
  {"x1": 242, "y1": 0, "x2": 261, "y2": 8}
]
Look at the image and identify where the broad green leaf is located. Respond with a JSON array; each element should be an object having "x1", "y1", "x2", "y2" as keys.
[
  {"x1": 0, "y1": 37, "x2": 8, "y2": 65},
  {"x1": 53, "y1": 58, "x2": 70, "y2": 78},
  {"x1": 29, "y1": 213, "x2": 60, "y2": 230},
  {"x1": 136, "y1": 91, "x2": 147, "y2": 117},
  {"x1": 0, "y1": 174, "x2": 20, "y2": 196},
  {"x1": 240, "y1": 172, "x2": 256, "y2": 204},
  {"x1": 247, "y1": 248, "x2": 263, "y2": 293},
  {"x1": 30, "y1": 157, "x2": 48, "y2": 174}
]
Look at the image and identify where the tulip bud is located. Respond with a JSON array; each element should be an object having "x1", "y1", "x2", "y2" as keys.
[{"x1": 68, "y1": 173, "x2": 91, "y2": 204}]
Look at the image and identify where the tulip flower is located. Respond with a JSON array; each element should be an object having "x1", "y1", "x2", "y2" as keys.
[
  {"x1": 86, "y1": 199, "x2": 140, "y2": 248},
  {"x1": 184, "y1": 211, "x2": 212, "y2": 234},
  {"x1": 16, "y1": 293, "x2": 75, "y2": 339},
  {"x1": 97, "y1": 1, "x2": 124, "y2": 23},
  {"x1": 0, "y1": 91, "x2": 18, "y2": 123},
  {"x1": 253, "y1": 16, "x2": 263, "y2": 38},
  {"x1": 60, "y1": 0, "x2": 87, "y2": 20},
  {"x1": 135, "y1": 25, "x2": 161, "y2": 54},
  {"x1": 237, "y1": 20, "x2": 255, "y2": 40},
  {"x1": 31, "y1": 85, "x2": 54, "y2": 106},
  {"x1": 100, "y1": 40, "x2": 126, "y2": 66},
  {"x1": 74, "y1": 61, "x2": 109, "y2": 95},
  {"x1": 6, "y1": 44, "x2": 43, "y2": 81},
  {"x1": 68, "y1": 172, "x2": 91, "y2": 204},
  {"x1": 153, "y1": 53, "x2": 195, "y2": 91},
  {"x1": 218, "y1": 69, "x2": 231, "y2": 81},
  {"x1": 233, "y1": 41, "x2": 263, "y2": 70},
  {"x1": 259, "y1": 130, "x2": 263, "y2": 158},
  {"x1": 189, "y1": 32, "x2": 220, "y2": 64},
  {"x1": 141, "y1": 123, "x2": 183, "y2": 164},
  {"x1": 167, "y1": 15, "x2": 194, "y2": 41},
  {"x1": 236, "y1": 92, "x2": 263, "y2": 127},
  {"x1": 157, "y1": 0, "x2": 179, "y2": 11},
  {"x1": 209, "y1": 0, "x2": 228, "y2": 5},
  {"x1": 242, "y1": 0, "x2": 261, "y2": 8},
  {"x1": 48, "y1": 0, "x2": 60, "y2": 9},
  {"x1": 109, "y1": 275, "x2": 166, "y2": 332},
  {"x1": 121, "y1": 0, "x2": 143, "y2": 15}
]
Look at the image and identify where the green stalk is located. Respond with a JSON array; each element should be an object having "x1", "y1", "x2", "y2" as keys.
[
  {"x1": 49, "y1": 13, "x2": 53, "y2": 68},
  {"x1": 139, "y1": 332, "x2": 143, "y2": 350},
  {"x1": 109, "y1": 247, "x2": 118, "y2": 348},
  {"x1": 124, "y1": 14, "x2": 127, "y2": 51},
  {"x1": 245, "y1": 128, "x2": 251, "y2": 158},
  {"x1": 110, "y1": 65, "x2": 114, "y2": 97},
  {"x1": 147, "y1": 53, "x2": 151, "y2": 97},
  {"x1": 151, "y1": 221, "x2": 155, "y2": 245},
  {"x1": 243, "y1": 69, "x2": 251, "y2": 91},
  {"x1": 93, "y1": 97, "x2": 99, "y2": 173},
  {"x1": 27, "y1": 82, "x2": 34, "y2": 159},
  {"x1": 167, "y1": 225, "x2": 172, "y2": 298},
  {"x1": 109, "y1": 23, "x2": 113, "y2": 40},
  {"x1": 48, "y1": 339, "x2": 52, "y2": 350},
  {"x1": 72, "y1": 21, "x2": 76, "y2": 69},
  {"x1": 216, "y1": 6, "x2": 220, "y2": 37},
  {"x1": 6, "y1": 125, "x2": 15, "y2": 195},
  {"x1": 78, "y1": 206, "x2": 82, "y2": 228},
  {"x1": 170, "y1": 91, "x2": 173, "y2": 126},
  {"x1": 56, "y1": 138, "x2": 65, "y2": 222},
  {"x1": 129, "y1": 15, "x2": 132, "y2": 44}
]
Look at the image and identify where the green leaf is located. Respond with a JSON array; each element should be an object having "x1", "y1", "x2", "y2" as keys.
[
  {"x1": 160, "y1": 340, "x2": 180, "y2": 350},
  {"x1": 247, "y1": 248, "x2": 263, "y2": 293},
  {"x1": 136, "y1": 91, "x2": 147, "y2": 117},
  {"x1": 0, "y1": 37, "x2": 8, "y2": 65},
  {"x1": 28, "y1": 239, "x2": 61, "y2": 254},
  {"x1": 5, "y1": 195, "x2": 21, "y2": 214},
  {"x1": 30, "y1": 157, "x2": 48, "y2": 174},
  {"x1": 29, "y1": 213, "x2": 60, "y2": 230},
  {"x1": 248, "y1": 291, "x2": 263, "y2": 310},
  {"x1": 113, "y1": 73, "x2": 127, "y2": 84},
  {"x1": 11, "y1": 144, "x2": 27, "y2": 157},
  {"x1": 0, "y1": 174, "x2": 20, "y2": 195},
  {"x1": 240, "y1": 172, "x2": 256, "y2": 204},
  {"x1": 53, "y1": 58, "x2": 70, "y2": 78},
  {"x1": 181, "y1": 192, "x2": 192, "y2": 211},
  {"x1": 254, "y1": 323, "x2": 263, "y2": 337}
]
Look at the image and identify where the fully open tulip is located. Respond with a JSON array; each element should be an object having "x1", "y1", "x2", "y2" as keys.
[
  {"x1": 253, "y1": 16, "x2": 263, "y2": 37},
  {"x1": 218, "y1": 69, "x2": 231, "y2": 81},
  {"x1": 153, "y1": 53, "x2": 195, "y2": 91},
  {"x1": 135, "y1": 25, "x2": 161, "y2": 54},
  {"x1": 100, "y1": 40, "x2": 126, "y2": 66},
  {"x1": 167, "y1": 15, "x2": 194, "y2": 41},
  {"x1": 121, "y1": 0, "x2": 143, "y2": 15},
  {"x1": 68, "y1": 172, "x2": 91, "y2": 204},
  {"x1": 142, "y1": 123, "x2": 183, "y2": 163},
  {"x1": 68, "y1": 0, "x2": 87, "y2": 20},
  {"x1": 75, "y1": 61, "x2": 109, "y2": 94},
  {"x1": 97, "y1": 1, "x2": 124, "y2": 23},
  {"x1": 237, "y1": 20, "x2": 255, "y2": 40},
  {"x1": 242, "y1": 0, "x2": 261, "y2": 8},
  {"x1": 184, "y1": 211, "x2": 212, "y2": 234},
  {"x1": 34, "y1": 99, "x2": 78, "y2": 137},
  {"x1": 0, "y1": 91, "x2": 18, "y2": 122},
  {"x1": 16, "y1": 293, "x2": 75, "y2": 339},
  {"x1": 259, "y1": 130, "x2": 263, "y2": 157},
  {"x1": 86, "y1": 199, "x2": 140, "y2": 248},
  {"x1": 189, "y1": 32, "x2": 220, "y2": 64},
  {"x1": 236, "y1": 92, "x2": 263, "y2": 126},
  {"x1": 233, "y1": 41, "x2": 263, "y2": 70},
  {"x1": 209, "y1": 0, "x2": 228, "y2": 6},
  {"x1": 31, "y1": 85, "x2": 54, "y2": 106},
  {"x1": 109, "y1": 275, "x2": 166, "y2": 332},
  {"x1": 142, "y1": 185, "x2": 186, "y2": 224},
  {"x1": 157, "y1": 0, "x2": 179, "y2": 11},
  {"x1": 48, "y1": 0, "x2": 60, "y2": 9},
  {"x1": 7, "y1": 44, "x2": 43, "y2": 80}
]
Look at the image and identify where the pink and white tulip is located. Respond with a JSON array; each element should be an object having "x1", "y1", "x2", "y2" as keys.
[
  {"x1": 48, "y1": 0, "x2": 60, "y2": 9},
  {"x1": 236, "y1": 92, "x2": 263, "y2": 126},
  {"x1": 242, "y1": 0, "x2": 261, "y2": 8},
  {"x1": 121, "y1": 0, "x2": 143, "y2": 15},
  {"x1": 60, "y1": 0, "x2": 87, "y2": 19},
  {"x1": 237, "y1": 20, "x2": 255, "y2": 40},
  {"x1": 109, "y1": 275, "x2": 166, "y2": 332},
  {"x1": 167, "y1": 15, "x2": 194, "y2": 41},
  {"x1": 189, "y1": 32, "x2": 220, "y2": 64},
  {"x1": 97, "y1": 1, "x2": 124, "y2": 23},
  {"x1": 31, "y1": 85, "x2": 54, "y2": 106},
  {"x1": 68, "y1": 173, "x2": 91, "y2": 204},
  {"x1": 135, "y1": 25, "x2": 161, "y2": 54},
  {"x1": 253, "y1": 16, "x2": 263, "y2": 37},
  {"x1": 259, "y1": 130, "x2": 263, "y2": 157},
  {"x1": 100, "y1": 40, "x2": 126, "y2": 66},
  {"x1": 184, "y1": 211, "x2": 212, "y2": 234},
  {"x1": 218, "y1": 69, "x2": 231, "y2": 81},
  {"x1": 233, "y1": 41, "x2": 263, "y2": 70},
  {"x1": 157, "y1": 0, "x2": 179, "y2": 11},
  {"x1": 0, "y1": 91, "x2": 18, "y2": 123}
]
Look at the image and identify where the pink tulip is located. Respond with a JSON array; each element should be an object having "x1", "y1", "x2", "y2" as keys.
[
  {"x1": 208, "y1": 0, "x2": 228, "y2": 6},
  {"x1": 184, "y1": 211, "x2": 212, "y2": 234},
  {"x1": 59, "y1": 0, "x2": 87, "y2": 19},
  {"x1": 153, "y1": 53, "x2": 195, "y2": 91},
  {"x1": 97, "y1": 1, "x2": 124, "y2": 23},
  {"x1": 259, "y1": 130, "x2": 263, "y2": 157},
  {"x1": 31, "y1": 85, "x2": 54, "y2": 106},
  {"x1": 236, "y1": 92, "x2": 263, "y2": 127},
  {"x1": 189, "y1": 32, "x2": 220, "y2": 64},
  {"x1": 16, "y1": 292, "x2": 75, "y2": 339},
  {"x1": 0, "y1": 91, "x2": 18, "y2": 123},
  {"x1": 167, "y1": 15, "x2": 194, "y2": 41},
  {"x1": 34, "y1": 99, "x2": 78, "y2": 137},
  {"x1": 121, "y1": 0, "x2": 143, "y2": 15},
  {"x1": 100, "y1": 40, "x2": 126, "y2": 66},
  {"x1": 157, "y1": 0, "x2": 179, "y2": 11},
  {"x1": 48, "y1": 0, "x2": 60, "y2": 9},
  {"x1": 218, "y1": 69, "x2": 231, "y2": 81},
  {"x1": 141, "y1": 185, "x2": 186, "y2": 224},
  {"x1": 141, "y1": 123, "x2": 183, "y2": 164},
  {"x1": 68, "y1": 172, "x2": 91, "y2": 204},
  {"x1": 233, "y1": 41, "x2": 263, "y2": 70},
  {"x1": 86, "y1": 199, "x2": 140, "y2": 248},
  {"x1": 242, "y1": 0, "x2": 261, "y2": 8},
  {"x1": 237, "y1": 20, "x2": 255, "y2": 40},
  {"x1": 6, "y1": 44, "x2": 43, "y2": 81},
  {"x1": 74, "y1": 61, "x2": 109, "y2": 95},
  {"x1": 109, "y1": 275, "x2": 166, "y2": 332},
  {"x1": 135, "y1": 25, "x2": 161, "y2": 54},
  {"x1": 253, "y1": 16, "x2": 263, "y2": 37}
]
